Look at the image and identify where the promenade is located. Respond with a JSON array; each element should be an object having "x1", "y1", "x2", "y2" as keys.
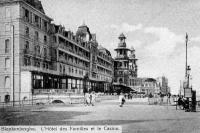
[{"x1": 0, "y1": 98, "x2": 200, "y2": 133}]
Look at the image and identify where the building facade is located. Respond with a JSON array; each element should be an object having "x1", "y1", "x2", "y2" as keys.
[{"x1": 0, "y1": 0, "x2": 113, "y2": 103}]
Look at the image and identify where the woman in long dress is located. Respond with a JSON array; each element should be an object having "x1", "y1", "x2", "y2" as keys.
[{"x1": 119, "y1": 92, "x2": 125, "y2": 107}]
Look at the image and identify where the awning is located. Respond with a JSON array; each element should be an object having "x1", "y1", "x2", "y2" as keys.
[{"x1": 113, "y1": 83, "x2": 133, "y2": 93}]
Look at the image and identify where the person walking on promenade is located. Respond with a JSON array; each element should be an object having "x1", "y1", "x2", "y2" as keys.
[
  {"x1": 119, "y1": 92, "x2": 125, "y2": 107},
  {"x1": 167, "y1": 92, "x2": 171, "y2": 104},
  {"x1": 85, "y1": 92, "x2": 90, "y2": 106},
  {"x1": 159, "y1": 92, "x2": 164, "y2": 105},
  {"x1": 90, "y1": 91, "x2": 96, "y2": 106}
]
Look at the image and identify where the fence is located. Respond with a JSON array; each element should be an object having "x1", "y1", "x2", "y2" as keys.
[
  {"x1": 0, "y1": 94, "x2": 118, "y2": 108},
  {"x1": 148, "y1": 96, "x2": 177, "y2": 105}
]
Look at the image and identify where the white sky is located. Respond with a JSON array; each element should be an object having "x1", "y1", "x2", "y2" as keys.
[{"x1": 41, "y1": 0, "x2": 200, "y2": 94}]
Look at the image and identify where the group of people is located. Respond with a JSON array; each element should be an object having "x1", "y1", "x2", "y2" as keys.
[
  {"x1": 85, "y1": 91, "x2": 96, "y2": 106},
  {"x1": 177, "y1": 95, "x2": 190, "y2": 111}
]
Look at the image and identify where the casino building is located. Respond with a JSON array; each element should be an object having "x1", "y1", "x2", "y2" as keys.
[
  {"x1": 113, "y1": 33, "x2": 138, "y2": 93},
  {"x1": 113, "y1": 33, "x2": 163, "y2": 95},
  {"x1": 0, "y1": 0, "x2": 113, "y2": 103}
]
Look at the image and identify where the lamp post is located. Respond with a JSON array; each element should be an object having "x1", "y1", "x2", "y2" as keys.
[{"x1": 187, "y1": 65, "x2": 191, "y2": 89}]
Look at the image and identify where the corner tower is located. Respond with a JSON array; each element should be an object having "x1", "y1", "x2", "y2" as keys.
[{"x1": 113, "y1": 33, "x2": 138, "y2": 94}]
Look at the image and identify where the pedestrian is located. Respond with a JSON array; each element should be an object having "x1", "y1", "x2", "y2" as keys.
[
  {"x1": 91, "y1": 91, "x2": 96, "y2": 106},
  {"x1": 85, "y1": 92, "x2": 90, "y2": 106},
  {"x1": 119, "y1": 92, "x2": 125, "y2": 107},
  {"x1": 159, "y1": 93, "x2": 164, "y2": 105},
  {"x1": 167, "y1": 92, "x2": 171, "y2": 104}
]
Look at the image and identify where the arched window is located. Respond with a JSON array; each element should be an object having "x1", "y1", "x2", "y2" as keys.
[
  {"x1": 119, "y1": 78, "x2": 123, "y2": 84},
  {"x1": 25, "y1": 41, "x2": 29, "y2": 53},
  {"x1": 4, "y1": 94, "x2": 10, "y2": 103},
  {"x1": 5, "y1": 39, "x2": 10, "y2": 53}
]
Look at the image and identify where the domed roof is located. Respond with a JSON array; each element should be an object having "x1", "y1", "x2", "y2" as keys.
[
  {"x1": 118, "y1": 33, "x2": 127, "y2": 47},
  {"x1": 118, "y1": 33, "x2": 126, "y2": 39}
]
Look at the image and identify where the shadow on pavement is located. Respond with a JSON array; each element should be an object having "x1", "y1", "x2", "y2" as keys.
[
  {"x1": 0, "y1": 110, "x2": 90, "y2": 125},
  {"x1": 64, "y1": 117, "x2": 195, "y2": 125}
]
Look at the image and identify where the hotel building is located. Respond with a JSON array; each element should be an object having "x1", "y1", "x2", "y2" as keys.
[{"x1": 0, "y1": 0, "x2": 113, "y2": 104}]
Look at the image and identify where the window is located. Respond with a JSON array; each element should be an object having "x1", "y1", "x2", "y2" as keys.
[
  {"x1": 5, "y1": 39, "x2": 10, "y2": 53},
  {"x1": 24, "y1": 57, "x2": 31, "y2": 66},
  {"x1": 68, "y1": 78, "x2": 71, "y2": 90},
  {"x1": 44, "y1": 48, "x2": 47, "y2": 57},
  {"x1": 25, "y1": 41, "x2": 29, "y2": 50},
  {"x1": 5, "y1": 76, "x2": 10, "y2": 88},
  {"x1": 5, "y1": 58, "x2": 10, "y2": 69},
  {"x1": 33, "y1": 74, "x2": 43, "y2": 89},
  {"x1": 36, "y1": 60, "x2": 40, "y2": 67},
  {"x1": 5, "y1": 8, "x2": 11, "y2": 18},
  {"x1": 120, "y1": 50, "x2": 122, "y2": 55},
  {"x1": 60, "y1": 64, "x2": 62, "y2": 72},
  {"x1": 63, "y1": 66, "x2": 65, "y2": 74},
  {"x1": 4, "y1": 94, "x2": 10, "y2": 103},
  {"x1": 25, "y1": 9, "x2": 29, "y2": 19},
  {"x1": 43, "y1": 20, "x2": 48, "y2": 31},
  {"x1": 29, "y1": 12, "x2": 32, "y2": 23},
  {"x1": 34, "y1": 15, "x2": 39, "y2": 23},
  {"x1": 35, "y1": 31, "x2": 39, "y2": 40},
  {"x1": 5, "y1": 24, "x2": 10, "y2": 31},
  {"x1": 35, "y1": 45, "x2": 40, "y2": 55},
  {"x1": 44, "y1": 35, "x2": 47, "y2": 43},
  {"x1": 61, "y1": 79, "x2": 66, "y2": 89}
]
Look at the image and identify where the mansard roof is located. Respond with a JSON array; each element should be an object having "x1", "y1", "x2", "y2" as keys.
[
  {"x1": 0, "y1": 0, "x2": 45, "y2": 14},
  {"x1": 98, "y1": 45, "x2": 111, "y2": 56},
  {"x1": 24, "y1": 0, "x2": 45, "y2": 14}
]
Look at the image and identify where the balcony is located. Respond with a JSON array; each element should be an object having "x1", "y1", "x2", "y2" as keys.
[
  {"x1": 58, "y1": 47, "x2": 90, "y2": 62},
  {"x1": 22, "y1": 65, "x2": 57, "y2": 75},
  {"x1": 115, "y1": 55, "x2": 129, "y2": 60}
]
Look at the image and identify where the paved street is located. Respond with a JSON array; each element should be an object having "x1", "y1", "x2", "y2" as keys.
[{"x1": 0, "y1": 99, "x2": 200, "y2": 133}]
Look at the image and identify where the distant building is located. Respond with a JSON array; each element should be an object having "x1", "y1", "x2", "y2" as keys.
[
  {"x1": 129, "y1": 77, "x2": 159, "y2": 96},
  {"x1": 157, "y1": 76, "x2": 170, "y2": 95}
]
